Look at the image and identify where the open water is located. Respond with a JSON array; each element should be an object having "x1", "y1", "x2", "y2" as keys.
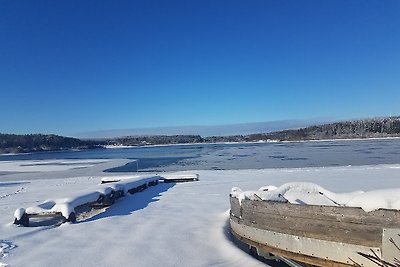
[{"x1": 1, "y1": 139, "x2": 400, "y2": 172}]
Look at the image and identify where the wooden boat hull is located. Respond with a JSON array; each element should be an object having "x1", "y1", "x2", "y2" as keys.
[{"x1": 230, "y1": 196, "x2": 400, "y2": 266}]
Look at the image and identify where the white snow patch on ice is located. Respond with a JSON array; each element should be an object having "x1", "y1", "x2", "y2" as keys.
[{"x1": 0, "y1": 159, "x2": 108, "y2": 173}]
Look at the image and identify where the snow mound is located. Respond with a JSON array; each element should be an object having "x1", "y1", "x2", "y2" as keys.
[
  {"x1": 258, "y1": 185, "x2": 277, "y2": 191},
  {"x1": 230, "y1": 182, "x2": 400, "y2": 212},
  {"x1": 13, "y1": 208, "x2": 25, "y2": 221},
  {"x1": 346, "y1": 188, "x2": 400, "y2": 212},
  {"x1": 26, "y1": 189, "x2": 103, "y2": 218}
]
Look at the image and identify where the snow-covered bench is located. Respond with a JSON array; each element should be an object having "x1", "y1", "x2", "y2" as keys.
[{"x1": 14, "y1": 175, "x2": 160, "y2": 227}]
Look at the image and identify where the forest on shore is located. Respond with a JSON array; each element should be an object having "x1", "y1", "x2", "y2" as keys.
[{"x1": 2, "y1": 117, "x2": 400, "y2": 154}]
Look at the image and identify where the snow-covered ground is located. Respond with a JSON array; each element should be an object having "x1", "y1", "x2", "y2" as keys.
[{"x1": 1, "y1": 160, "x2": 400, "y2": 266}]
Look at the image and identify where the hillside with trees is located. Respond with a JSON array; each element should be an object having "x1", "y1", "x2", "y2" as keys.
[
  {"x1": 107, "y1": 135, "x2": 204, "y2": 146},
  {"x1": 247, "y1": 117, "x2": 400, "y2": 141},
  {"x1": 2, "y1": 117, "x2": 400, "y2": 154},
  {"x1": 0, "y1": 134, "x2": 102, "y2": 154}
]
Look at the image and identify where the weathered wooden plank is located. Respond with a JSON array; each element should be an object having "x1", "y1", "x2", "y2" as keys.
[
  {"x1": 240, "y1": 208, "x2": 382, "y2": 247},
  {"x1": 27, "y1": 212, "x2": 63, "y2": 218},
  {"x1": 231, "y1": 211, "x2": 381, "y2": 247},
  {"x1": 231, "y1": 227, "x2": 354, "y2": 267},
  {"x1": 230, "y1": 197, "x2": 241, "y2": 218},
  {"x1": 231, "y1": 218, "x2": 382, "y2": 267},
  {"x1": 239, "y1": 198, "x2": 400, "y2": 227},
  {"x1": 229, "y1": 197, "x2": 400, "y2": 266},
  {"x1": 229, "y1": 197, "x2": 400, "y2": 247}
]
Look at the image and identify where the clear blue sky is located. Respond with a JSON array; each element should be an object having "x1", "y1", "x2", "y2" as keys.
[{"x1": 1, "y1": 0, "x2": 399, "y2": 135}]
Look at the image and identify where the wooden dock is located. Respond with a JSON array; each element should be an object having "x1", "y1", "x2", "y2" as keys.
[
  {"x1": 13, "y1": 176, "x2": 160, "y2": 227},
  {"x1": 14, "y1": 173, "x2": 199, "y2": 227},
  {"x1": 230, "y1": 196, "x2": 400, "y2": 266},
  {"x1": 160, "y1": 174, "x2": 199, "y2": 183}
]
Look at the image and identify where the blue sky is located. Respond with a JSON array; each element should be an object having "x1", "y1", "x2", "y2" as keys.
[{"x1": 1, "y1": 0, "x2": 399, "y2": 136}]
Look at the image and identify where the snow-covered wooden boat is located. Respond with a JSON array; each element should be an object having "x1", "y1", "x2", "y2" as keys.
[
  {"x1": 14, "y1": 175, "x2": 160, "y2": 227},
  {"x1": 230, "y1": 196, "x2": 400, "y2": 267}
]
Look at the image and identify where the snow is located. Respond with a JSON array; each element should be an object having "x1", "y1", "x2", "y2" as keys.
[
  {"x1": 13, "y1": 208, "x2": 25, "y2": 221},
  {"x1": 0, "y1": 159, "x2": 108, "y2": 173},
  {"x1": 0, "y1": 240, "x2": 16, "y2": 266},
  {"x1": 346, "y1": 188, "x2": 400, "y2": 212},
  {"x1": 231, "y1": 182, "x2": 366, "y2": 209},
  {"x1": 231, "y1": 181, "x2": 400, "y2": 212},
  {"x1": 24, "y1": 190, "x2": 101, "y2": 218},
  {"x1": 0, "y1": 159, "x2": 131, "y2": 181},
  {"x1": 20, "y1": 176, "x2": 159, "y2": 219},
  {"x1": 258, "y1": 185, "x2": 278, "y2": 191},
  {"x1": 1, "y1": 160, "x2": 400, "y2": 266},
  {"x1": 100, "y1": 174, "x2": 140, "y2": 183},
  {"x1": 110, "y1": 176, "x2": 159, "y2": 195}
]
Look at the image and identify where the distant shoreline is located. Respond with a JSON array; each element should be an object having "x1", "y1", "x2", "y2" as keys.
[
  {"x1": 2, "y1": 135, "x2": 400, "y2": 156},
  {"x1": 2, "y1": 135, "x2": 400, "y2": 157},
  {"x1": 280, "y1": 136, "x2": 400, "y2": 143},
  {"x1": 104, "y1": 136, "x2": 400, "y2": 149},
  {"x1": 3, "y1": 116, "x2": 400, "y2": 157}
]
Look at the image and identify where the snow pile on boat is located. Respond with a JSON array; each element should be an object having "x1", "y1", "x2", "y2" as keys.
[{"x1": 230, "y1": 182, "x2": 400, "y2": 212}]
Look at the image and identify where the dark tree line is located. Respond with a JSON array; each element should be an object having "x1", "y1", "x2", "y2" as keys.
[
  {"x1": 202, "y1": 135, "x2": 244, "y2": 143},
  {"x1": 0, "y1": 134, "x2": 102, "y2": 154},
  {"x1": 107, "y1": 135, "x2": 204, "y2": 146},
  {"x1": 107, "y1": 135, "x2": 248, "y2": 146},
  {"x1": 2, "y1": 117, "x2": 400, "y2": 154},
  {"x1": 247, "y1": 117, "x2": 400, "y2": 141}
]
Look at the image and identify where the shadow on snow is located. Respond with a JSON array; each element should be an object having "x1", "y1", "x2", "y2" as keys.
[{"x1": 81, "y1": 182, "x2": 176, "y2": 223}]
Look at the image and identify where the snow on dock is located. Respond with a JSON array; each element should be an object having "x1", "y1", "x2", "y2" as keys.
[
  {"x1": 101, "y1": 173, "x2": 200, "y2": 183},
  {"x1": 13, "y1": 173, "x2": 199, "y2": 227},
  {"x1": 100, "y1": 174, "x2": 141, "y2": 183},
  {"x1": 13, "y1": 175, "x2": 160, "y2": 226},
  {"x1": 160, "y1": 173, "x2": 199, "y2": 183}
]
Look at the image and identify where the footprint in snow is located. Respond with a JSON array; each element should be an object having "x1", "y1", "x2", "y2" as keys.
[
  {"x1": 0, "y1": 240, "x2": 17, "y2": 266},
  {"x1": 0, "y1": 187, "x2": 26, "y2": 199}
]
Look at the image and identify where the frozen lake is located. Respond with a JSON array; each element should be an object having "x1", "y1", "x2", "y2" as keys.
[
  {"x1": 1, "y1": 138, "x2": 400, "y2": 173},
  {"x1": 0, "y1": 139, "x2": 400, "y2": 175}
]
